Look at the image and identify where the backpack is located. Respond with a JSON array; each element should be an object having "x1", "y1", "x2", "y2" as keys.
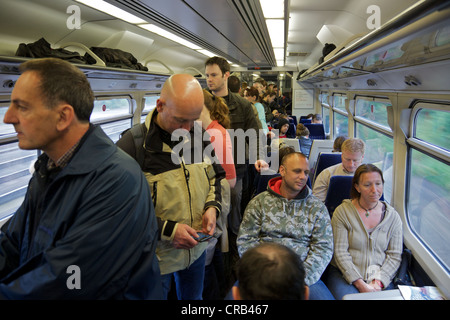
[{"x1": 119, "y1": 123, "x2": 147, "y2": 169}]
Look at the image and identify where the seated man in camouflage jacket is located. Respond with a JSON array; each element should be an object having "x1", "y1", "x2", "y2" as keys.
[{"x1": 237, "y1": 152, "x2": 335, "y2": 300}]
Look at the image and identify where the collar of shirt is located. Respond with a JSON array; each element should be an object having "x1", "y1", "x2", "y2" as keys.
[{"x1": 47, "y1": 140, "x2": 80, "y2": 170}]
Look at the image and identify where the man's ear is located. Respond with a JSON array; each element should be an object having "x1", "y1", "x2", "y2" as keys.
[
  {"x1": 156, "y1": 98, "x2": 165, "y2": 112},
  {"x1": 56, "y1": 104, "x2": 75, "y2": 132},
  {"x1": 279, "y1": 164, "x2": 286, "y2": 177},
  {"x1": 232, "y1": 286, "x2": 241, "y2": 300}
]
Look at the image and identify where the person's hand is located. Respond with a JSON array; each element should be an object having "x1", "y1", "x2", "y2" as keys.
[
  {"x1": 353, "y1": 279, "x2": 376, "y2": 293},
  {"x1": 367, "y1": 279, "x2": 383, "y2": 291},
  {"x1": 172, "y1": 223, "x2": 199, "y2": 249},
  {"x1": 254, "y1": 159, "x2": 269, "y2": 173},
  {"x1": 202, "y1": 207, "x2": 216, "y2": 236}
]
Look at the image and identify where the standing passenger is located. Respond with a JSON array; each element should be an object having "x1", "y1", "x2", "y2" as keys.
[
  {"x1": 117, "y1": 74, "x2": 225, "y2": 300},
  {"x1": 199, "y1": 89, "x2": 235, "y2": 299},
  {"x1": 205, "y1": 56, "x2": 264, "y2": 290},
  {"x1": 0, "y1": 58, "x2": 162, "y2": 299}
]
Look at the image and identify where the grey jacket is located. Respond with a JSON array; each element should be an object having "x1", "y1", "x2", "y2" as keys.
[
  {"x1": 237, "y1": 176, "x2": 333, "y2": 286},
  {"x1": 331, "y1": 199, "x2": 403, "y2": 287}
]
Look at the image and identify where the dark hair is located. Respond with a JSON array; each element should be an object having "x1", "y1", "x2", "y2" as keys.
[
  {"x1": 205, "y1": 56, "x2": 230, "y2": 75},
  {"x1": 280, "y1": 151, "x2": 307, "y2": 166},
  {"x1": 244, "y1": 86, "x2": 259, "y2": 100},
  {"x1": 228, "y1": 75, "x2": 241, "y2": 93},
  {"x1": 333, "y1": 135, "x2": 348, "y2": 152},
  {"x1": 236, "y1": 243, "x2": 306, "y2": 300},
  {"x1": 19, "y1": 58, "x2": 94, "y2": 122},
  {"x1": 350, "y1": 164, "x2": 385, "y2": 199}
]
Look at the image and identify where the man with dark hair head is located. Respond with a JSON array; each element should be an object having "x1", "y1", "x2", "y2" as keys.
[
  {"x1": 1, "y1": 58, "x2": 162, "y2": 299},
  {"x1": 238, "y1": 152, "x2": 334, "y2": 300},
  {"x1": 227, "y1": 75, "x2": 241, "y2": 94},
  {"x1": 205, "y1": 57, "x2": 265, "y2": 291},
  {"x1": 233, "y1": 243, "x2": 308, "y2": 300}
]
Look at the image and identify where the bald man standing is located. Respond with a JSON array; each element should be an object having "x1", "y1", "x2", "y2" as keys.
[{"x1": 117, "y1": 74, "x2": 225, "y2": 300}]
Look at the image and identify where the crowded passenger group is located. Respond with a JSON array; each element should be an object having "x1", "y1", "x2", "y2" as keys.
[{"x1": 0, "y1": 56, "x2": 402, "y2": 301}]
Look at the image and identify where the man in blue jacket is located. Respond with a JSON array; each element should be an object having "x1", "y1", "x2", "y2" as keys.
[{"x1": 0, "y1": 58, "x2": 163, "y2": 299}]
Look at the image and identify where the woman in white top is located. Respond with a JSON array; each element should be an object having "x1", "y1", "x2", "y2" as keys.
[{"x1": 326, "y1": 164, "x2": 403, "y2": 300}]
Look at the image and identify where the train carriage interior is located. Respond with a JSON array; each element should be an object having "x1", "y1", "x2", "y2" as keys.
[{"x1": 0, "y1": 0, "x2": 449, "y2": 300}]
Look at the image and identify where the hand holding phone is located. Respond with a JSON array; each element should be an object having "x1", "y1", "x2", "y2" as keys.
[{"x1": 193, "y1": 232, "x2": 213, "y2": 242}]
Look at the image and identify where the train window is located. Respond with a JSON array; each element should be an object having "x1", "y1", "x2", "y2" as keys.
[
  {"x1": 322, "y1": 106, "x2": 330, "y2": 136},
  {"x1": 354, "y1": 97, "x2": 394, "y2": 202},
  {"x1": 332, "y1": 93, "x2": 346, "y2": 112},
  {"x1": 0, "y1": 142, "x2": 37, "y2": 221},
  {"x1": 334, "y1": 112, "x2": 349, "y2": 137},
  {"x1": 141, "y1": 95, "x2": 159, "y2": 122},
  {"x1": 414, "y1": 108, "x2": 450, "y2": 151},
  {"x1": 91, "y1": 97, "x2": 132, "y2": 123},
  {"x1": 99, "y1": 119, "x2": 131, "y2": 143},
  {"x1": 0, "y1": 104, "x2": 16, "y2": 138},
  {"x1": 355, "y1": 98, "x2": 391, "y2": 130},
  {"x1": 407, "y1": 103, "x2": 450, "y2": 271},
  {"x1": 319, "y1": 92, "x2": 329, "y2": 106},
  {"x1": 91, "y1": 97, "x2": 133, "y2": 143},
  {"x1": 332, "y1": 93, "x2": 348, "y2": 137},
  {"x1": 320, "y1": 92, "x2": 330, "y2": 136}
]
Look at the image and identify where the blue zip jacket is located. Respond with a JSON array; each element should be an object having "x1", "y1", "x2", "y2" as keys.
[{"x1": 0, "y1": 125, "x2": 163, "y2": 299}]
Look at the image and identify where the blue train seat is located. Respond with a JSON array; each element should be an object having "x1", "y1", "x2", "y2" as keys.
[
  {"x1": 324, "y1": 175, "x2": 385, "y2": 216},
  {"x1": 312, "y1": 152, "x2": 342, "y2": 185},
  {"x1": 304, "y1": 123, "x2": 325, "y2": 140}
]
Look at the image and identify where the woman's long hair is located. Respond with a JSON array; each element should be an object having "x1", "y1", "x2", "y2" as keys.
[{"x1": 203, "y1": 89, "x2": 231, "y2": 129}]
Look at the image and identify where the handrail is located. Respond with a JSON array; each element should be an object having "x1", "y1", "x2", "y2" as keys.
[
  {"x1": 59, "y1": 42, "x2": 106, "y2": 67},
  {"x1": 181, "y1": 67, "x2": 205, "y2": 78},
  {"x1": 144, "y1": 59, "x2": 174, "y2": 74}
]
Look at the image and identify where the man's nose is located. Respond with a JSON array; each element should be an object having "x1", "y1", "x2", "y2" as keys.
[{"x1": 3, "y1": 105, "x2": 16, "y2": 124}]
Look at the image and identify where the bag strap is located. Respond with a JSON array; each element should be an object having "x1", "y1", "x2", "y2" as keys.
[{"x1": 120, "y1": 123, "x2": 147, "y2": 169}]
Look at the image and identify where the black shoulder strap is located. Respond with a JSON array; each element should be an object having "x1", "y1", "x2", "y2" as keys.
[{"x1": 120, "y1": 123, "x2": 147, "y2": 169}]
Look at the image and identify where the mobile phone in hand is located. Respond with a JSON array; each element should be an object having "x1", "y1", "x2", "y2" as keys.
[{"x1": 194, "y1": 232, "x2": 213, "y2": 242}]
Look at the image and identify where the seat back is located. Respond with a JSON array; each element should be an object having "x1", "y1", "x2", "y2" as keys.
[
  {"x1": 255, "y1": 173, "x2": 280, "y2": 195},
  {"x1": 324, "y1": 175, "x2": 385, "y2": 216},
  {"x1": 308, "y1": 139, "x2": 334, "y2": 170},
  {"x1": 279, "y1": 138, "x2": 300, "y2": 152},
  {"x1": 324, "y1": 175, "x2": 353, "y2": 216},
  {"x1": 312, "y1": 152, "x2": 342, "y2": 184},
  {"x1": 286, "y1": 123, "x2": 296, "y2": 138},
  {"x1": 304, "y1": 123, "x2": 325, "y2": 140}
]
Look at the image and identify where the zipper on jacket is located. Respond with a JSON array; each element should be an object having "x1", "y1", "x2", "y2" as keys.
[
  {"x1": 152, "y1": 182, "x2": 157, "y2": 208},
  {"x1": 181, "y1": 160, "x2": 194, "y2": 267}
]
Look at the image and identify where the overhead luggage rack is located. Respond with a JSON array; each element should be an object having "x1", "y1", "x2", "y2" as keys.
[{"x1": 297, "y1": 0, "x2": 450, "y2": 86}]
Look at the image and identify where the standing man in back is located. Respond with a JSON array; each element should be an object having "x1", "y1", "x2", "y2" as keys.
[{"x1": 205, "y1": 56, "x2": 264, "y2": 289}]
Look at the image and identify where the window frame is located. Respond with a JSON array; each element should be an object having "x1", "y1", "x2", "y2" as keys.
[{"x1": 405, "y1": 100, "x2": 450, "y2": 273}]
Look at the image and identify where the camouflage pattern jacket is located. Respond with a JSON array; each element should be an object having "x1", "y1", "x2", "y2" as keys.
[{"x1": 237, "y1": 176, "x2": 333, "y2": 286}]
